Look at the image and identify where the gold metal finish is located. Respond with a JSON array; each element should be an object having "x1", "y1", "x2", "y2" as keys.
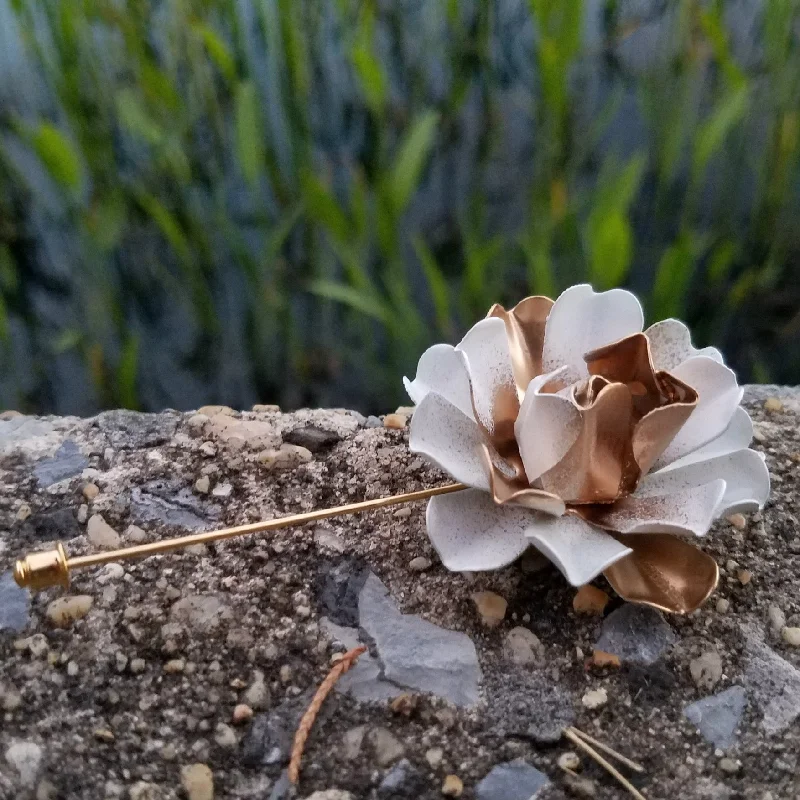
[{"x1": 14, "y1": 483, "x2": 467, "y2": 591}]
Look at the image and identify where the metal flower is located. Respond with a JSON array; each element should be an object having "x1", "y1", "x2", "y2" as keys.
[{"x1": 404, "y1": 285, "x2": 770, "y2": 613}]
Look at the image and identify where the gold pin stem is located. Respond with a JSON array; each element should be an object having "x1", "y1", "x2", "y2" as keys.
[{"x1": 15, "y1": 483, "x2": 466, "y2": 591}]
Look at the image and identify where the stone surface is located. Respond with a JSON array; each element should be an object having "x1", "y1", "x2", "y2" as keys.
[
  {"x1": 45, "y1": 595, "x2": 93, "y2": 628},
  {"x1": 471, "y1": 591, "x2": 508, "y2": 627},
  {"x1": 1, "y1": 388, "x2": 799, "y2": 799},
  {"x1": 0, "y1": 572, "x2": 30, "y2": 632},
  {"x1": 502, "y1": 627, "x2": 542, "y2": 666},
  {"x1": 359, "y1": 573, "x2": 481, "y2": 707},
  {"x1": 87, "y1": 514, "x2": 121, "y2": 549},
  {"x1": 33, "y1": 439, "x2": 88, "y2": 486},
  {"x1": 474, "y1": 760, "x2": 549, "y2": 800},
  {"x1": 5, "y1": 741, "x2": 43, "y2": 788},
  {"x1": 690, "y1": 650, "x2": 723, "y2": 690},
  {"x1": 684, "y1": 686, "x2": 747, "y2": 750},
  {"x1": 180, "y1": 763, "x2": 214, "y2": 800},
  {"x1": 595, "y1": 604, "x2": 676, "y2": 665}
]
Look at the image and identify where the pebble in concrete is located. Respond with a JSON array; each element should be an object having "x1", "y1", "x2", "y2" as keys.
[
  {"x1": 684, "y1": 686, "x2": 747, "y2": 750},
  {"x1": 475, "y1": 759, "x2": 549, "y2": 800},
  {"x1": 595, "y1": 604, "x2": 676, "y2": 665}
]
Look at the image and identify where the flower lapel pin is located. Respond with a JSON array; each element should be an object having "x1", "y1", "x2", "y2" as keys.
[
  {"x1": 15, "y1": 284, "x2": 768, "y2": 616},
  {"x1": 405, "y1": 284, "x2": 770, "y2": 614}
]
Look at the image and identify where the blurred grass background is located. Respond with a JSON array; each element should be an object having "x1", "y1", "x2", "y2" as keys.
[{"x1": 0, "y1": 0, "x2": 798, "y2": 416}]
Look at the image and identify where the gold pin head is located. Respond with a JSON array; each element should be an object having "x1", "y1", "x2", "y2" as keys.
[{"x1": 13, "y1": 542, "x2": 70, "y2": 591}]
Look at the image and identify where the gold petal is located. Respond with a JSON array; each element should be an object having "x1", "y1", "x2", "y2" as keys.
[
  {"x1": 603, "y1": 534, "x2": 719, "y2": 614},
  {"x1": 488, "y1": 296, "x2": 554, "y2": 395},
  {"x1": 539, "y1": 382, "x2": 638, "y2": 504},
  {"x1": 632, "y1": 397, "x2": 694, "y2": 475},
  {"x1": 481, "y1": 444, "x2": 565, "y2": 515}
]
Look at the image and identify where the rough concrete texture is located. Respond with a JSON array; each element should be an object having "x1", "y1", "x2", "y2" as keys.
[{"x1": 1, "y1": 387, "x2": 799, "y2": 799}]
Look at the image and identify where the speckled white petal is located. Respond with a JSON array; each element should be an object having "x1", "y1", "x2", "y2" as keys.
[
  {"x1": 403, "y1": 343, "x2": 474, "y2": 421},
  {"x1": 541, "y1": 284, "x2": 644, "y2": 381},
  {"x1": 409, "y1": 392, "x2": 490, "y2": 491},
  {"x1": 515, "y1": 368, "x2": 581, "y2": 483},
  {"x1": 656, "y1": 406, "x2": 753, "y2": 473},
  {"x1": 525, "y1": 515, "x2": 632, "y2": 586},
  {"x1": 653, "y1": 357, "x2": 743, "y2": 470},
  {"x1": 645, "y1": 318, "x2": 724, "y2": 372},
  {"x1": 637, "y1": 449, "x2": 770, "y2": 517},
  {"x1": 426, "y1": 488, "x2": 531, "y2": 571},
  {"x1": 593, "y1": 479, "x2": 727, "y2": 536},
  {"x1": 455, "y1": 317, "x2": 517, "y2": 431}
]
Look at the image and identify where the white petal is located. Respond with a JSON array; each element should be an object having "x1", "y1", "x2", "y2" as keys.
[
  {"x1": 594, "y1": 479, "x2": 727, "y2": 536},
  {"x1": 645, "y1": 318, "x2": 724, "y2": 372},
  {"x1": 426, "y1": 488, "x2": 530, "y2": 571},
  {"x1": 542, "y1": 284, "x2": 644, "y2": 381},
  {"x1": 403, "y1": 343, "x2": 474, "y2": 420},
  {"x1": 455, "y1": 317, "x2": 517, "y2": 431},
  {"x1": 409, "y1": 392, "x2": 489, "y2": 491},
  {"x1": 525, "y1": 514, "x2": 632, "y2": 586},
  {"x1": 653, "y1": 356, "x2": 743, "y2": 470},
  {"x1": 638, "y1": 449, "x2": 770, "y2": 517},
  {"x1": 515, "y1": 367, "x2": 581, "y2": 482}
]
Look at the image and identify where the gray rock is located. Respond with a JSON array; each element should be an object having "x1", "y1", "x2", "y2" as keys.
[
  {"x1": 22, "y1": 507, "x2": 80, "y2": 541},
  {"x1": 33, "y1": 440, "x2": 88, "y2": 487},
  {"x1": 170, "y1": 595, "x2": 232, "y2": 632},
  {"x1": 317, "y1": 559, "x2": 370, "y2": 628},
  {"x1": 742, "y1": 624, "x2": 800, "y2": 734},
  {"x1": 359, "y1": 572, "x2": 480, "y2": 707},
  {"x1": 268, "y1": 770, "x2": 292, "y2": 800},
  {"x1": 367, "y1": 727, "x2": 405, "y2": 767},
  {"x1": 595, "y1": 604, "x2": 676, "y2": 665},
  {"x1": 364, "y1": 416, "x2": 383, "y2": 428},
  {"x1": 96, "y1": 409, "x2": 178, "y2": 449},
  {"x1": 475, "y1": 759, "x2": 550, "y2": 800},
  {"x1": 284, "y1": 425, "x2": 341, "y2": 452},
  {"x1": 320, "y1": 618, "x2": 403, "y2": 703},
  {"x1": 684, "y1": 686, "x2": 748, "y2": 750},
  {"x1": 4, "y1": 741, "x2": 43, "y2": 788},
  {"x1": 378, "y1": 759, "x2": 425, "y2": 797},
  {"x1": 486, "y1": 670, "x2": 574, "y2": 745},
  {"x1": 0, "y1": 572, "x2": 29, "y2": 632},
  {"x1": 130, "y1": 481, "x2": 220, "y2": 530},
  {"x1": 242, "y1": 690, "x2": 332, "y2": 768}
]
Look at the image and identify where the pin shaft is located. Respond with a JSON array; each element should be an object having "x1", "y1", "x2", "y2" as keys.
[{"x1": 14, "y1": 483, "x2": 465, "y2": 590}]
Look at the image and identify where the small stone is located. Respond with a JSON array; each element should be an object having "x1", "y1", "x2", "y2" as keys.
[
  {"x1": 130, "y1": 658, "x2": 146, "y2": 674},
  {"x1": 129, "y1": 782, "x2": 160, "y2": 800},
  {"x1": 471, "y1": 591, "x2": 507, "y2": 628},
  {"x1": 368, "y1": 727, "x2": 405, "y2": 767},
  {"x1": 341, "y1": 726, "x2": 366, "y2": 761},
  {"x1": 27, "y1": 634, "x2": 49, "y2": 658},
  {"x1": 82, "y1": 482, "x2": 100, "y2": 500},
  {"x1": 572, "y1": 585, "x2": 609, "y2": 615},
  {"x1": 94, "y1": 728, "x2": 114, "y2": 742},
  {"x1": 181, "y1": 763, "x2": 214, "y2": 800},
  {"x1": 503, "y1": 626, "x2": 542, "y2": 666},
  {"x1": 690, "y1": 650, "x2": 723, "y2": 690},
  {"x1": 76, "y1": 504, "x2": 89, "y2": 524},
  {"x1": 393, "y1": 507, "x2": 412, "y2": 519},
  {"x1": 1, "y1": 681, "x2": 22, "y2": 711},
  {"x1": 5, "y1": 741, "x2": 43, "y2": 787},
  {"x1": 781, "y1": 627, "x2": 800, "y2": 646},
  {"x1": 87, "y1": 514, "x2": 121, "y2": 549},
  {"x1": 716, "y1": 599, "x2": 730, "y2": 614},
  {"x1": 378, "y1": 759, "x2": 425, "y2": 797},
  {"x1": 408, "y1": 556, "x2": 432, "y2": 572},
  {"x1": 383, "y1": 414, "x2": 407, "y2": 429},
  {"x1": 738, "y1": 570, "x2": 752, "y2": 585},
  {"x1": 581, "y1": 688, "x2": 608, "y2": 709},
  {"x1": 563, "y1": 773, "x2": 596, "y2": 798},
  {"x1": 97, "y1": 563, "x2": 125, "y2": 585},
  {"x1": 125, "y1": 525, "x2": 147, "y2": 543},
  {"x1": 46, "y1": 595, "x2": 93, "y2": 628},
  {"x1": 590, "y1": 650, "x2": 621, "y2": 668},
  {"x1": 719, "y1": 757, "x2": 740, "y2": 774},
  {"x1": 558, "y1": 752, "x2": 580, "y2": 771},
  {"x1": 284, "y1": 425, "x2": 340, "y2": 452},
  {"x1": 195, "y1": 476, "x2": 210, "y2": 494},
  {"x1": 727, "y1": 513, "x2": 747, "y2": 530},
  {"x1": 252, "y1": 403, "x2": 280, "y2": 413},
  {"x1": 232, "y1": 704, "x2": 254, "y2": 724},
  {"x1": 685, "y1": 686, "x2": 747, "y2": 750},
  {"x1": 199, "y1": 441, "x2": 217, "y2": 457},
  {"x1": 314, "y1": 527, "x2": 346, "y2": 554},
  {"x1": 164, "y1": 658, "x2": 186, "y2": 673},
  {"x1": 67, "y1": 661, "x2": 79, "y2": 677},
  {"x1": 187, "y1": 413, "x2": 210, "y2": 430},
  {"x1": 441, "y1": 775, "x2": 463, "y2": 797},
  {"x1": 474, "y1": 760, "x2": 550, "y2": 800},
  {"x1": 425, "y1": 747, "x2": 444, "y2": 768},
  {"x1": 214, "y1": 723, "x2": 237, "y2": 748},
  {"x1": 595, "y1": 604, "x2": 675, "y2": 665},
  {"x1": 243, "y1": 671, "x2": 270, "y2": 710},
  {"x1": 279, "y1": 664, "x2": 292, "y2": 683},
  {"x1": 389, "y1": 693, "x2": 418, "y2": 717},
  {"x1": 212, "y1": 482, "x2": 233, "y2": 498},
  {"x1": 16, "y1": 503, "x2": 32, "y2": 521},
  {"x1": 768, "y1": 606, "x2": 786, "y2": 634},
  {"x1": 763, "y1": 397, "x2": 783, "y2": 413},
  {"x1": 170, "y1": 595, "x2": 232, "y2": 632},
  {"x1": 36, "y1": 779, "x2": 58, "y2": 800},
  {"x1": 305, "y1": 792, "x2": 353, "y2": 800},
  {"x1": 0, "y1": 571, "x2": 30, "y2": 633},
  {"x1": 257, "y1": 443, "x2": 313, "y2": 470}
]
